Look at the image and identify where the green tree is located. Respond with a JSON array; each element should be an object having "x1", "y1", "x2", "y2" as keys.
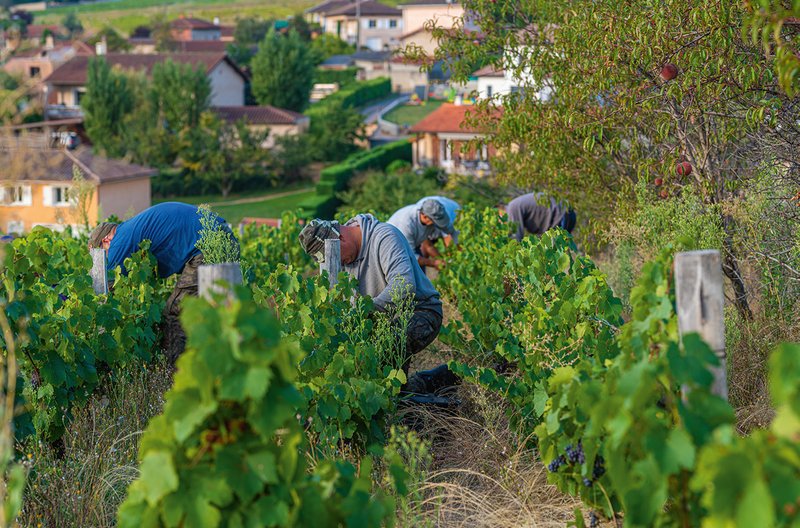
[
  {"x1": 338, "y1": 164, "x2": 443, "y2": 215},
  {"x1": 61, "y1": 11, "x2": 82, "y2": 38},
  {"x1": 424, "y1": 0, "x2": 791, "y2": 318},
  {"x1": 306, "y1": 99, "x2": 363, "y2": 162},
  {"x1": 287, "y1": 13, "x2": 313, "y2": 41},
  {"x1": 149, "y1": 59, "x2": 210, "y2": 132},
  {"x1": 273, "y1": 134, "x2": 311, "y2": 182},
  {"x1": 233, "y1": 16, "x2": 273, "y2": 45},
  {"x1": 251, "y1": 29, "x2": 314, "y2": 112},
  {"x1": 150, "y1": 12, "x2": 175, "y2": 52},
  {"x1": 309, "y1": 33, "x2": 356, "y2": 65},
  {"x1": 747, "y1": 2, "x2": 800, "y2": 96},
  {"x1": 87, "y1": 26, "x2": 132, "y2": 52},
  {"x1": 179, "y1": 113, "x2": 272, "y2": 197},
  {"x1": 82, "y1": 57, "x2": 134, "y2": 157}
]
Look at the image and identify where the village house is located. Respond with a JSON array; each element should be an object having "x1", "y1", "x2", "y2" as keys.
[
  {"x1": 170, "y1": 16, "x2": 222, "y2": 42},
  {"x1": 473, "y1": 64, "x2": 514, "y2": 100},
  {"x1": 306, "y1": 0, "x2": 402, "y2": 51},
  {"x1": 0, "y1": 141, "x2": 155, "y2": 234},
  {"x1": 398, "y1": 0, "x2": 469, "y2": 55},
  {"x1": 3, "y1": 40, "x2": 94, "y2": 82},
  {"x1": 408, "y1": 102, "x2": 496, "y2": 175},
  {"x1": 211, "y1": 106, "x2": 310, "y2": 148},
  {"x1": 42, "y1": 52, "x2": 247, "y2": 120},
  {"x1": 1, "y1": 24, "x2": 61, "y2": 52}
]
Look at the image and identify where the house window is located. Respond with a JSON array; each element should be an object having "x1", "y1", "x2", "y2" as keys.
[
  {"x1": 389, "y1": 19, "x2": 397, "y2": 28},
  {"x1": 53, "y1": 185, "x2": 72, "y2": 206},
  {"x1": 74, "y1": 89, "x2": 86, "y2": 107},
  {"x1": 486, "y1": 84, "x2": 493, "y2": 98},
  {"x1": 29, "y1": 66, "x2": 41, "y2": 77},
  {"x1": 368, "y1": 19, "x2": 377, "y2": 28},
  {"x1": 1, "y1": 185, "x2": 32, "y2": 206},
  {"x1": 480, "y1": 143, "x2": 490, "y2": 161}
]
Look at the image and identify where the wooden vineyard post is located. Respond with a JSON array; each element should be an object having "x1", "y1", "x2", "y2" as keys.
[
  {"x1": 198, "y1": 263, "x2": 243, "y2": 301},
  {"x1": 674, "y1": 250, "x2": 727, "y2": 401},
  {"x1": 320, "y1": 238, "x2": 341, "y2": 288},
  {"x1": 90, "y1": 248, "x2": 108, "y2": 295}
]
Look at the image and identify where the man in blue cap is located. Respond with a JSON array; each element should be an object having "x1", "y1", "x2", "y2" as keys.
[{"x1": 388, "y1": 198, "x2": 455, "y2": 271}]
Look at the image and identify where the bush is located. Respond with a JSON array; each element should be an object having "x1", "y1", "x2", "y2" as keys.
[
  {"x1": 306, "y1": 77, "x2": 390, "y2": 118},
  {"x1": 303, "y1": 140, "x2": 413, "y2": 217},
  {"x1": 313, "y1": 67, "x2": 358, "y2": 86},
  {"x1": 338, "y1": 166, "x2": 443, "y2": 216}
]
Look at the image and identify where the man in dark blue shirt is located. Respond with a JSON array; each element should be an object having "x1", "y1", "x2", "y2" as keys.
[{"x1": 88, "y1": 202, "x2": 237, "y2": 362}]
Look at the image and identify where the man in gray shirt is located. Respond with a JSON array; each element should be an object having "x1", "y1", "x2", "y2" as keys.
[
  {"x1": 298, "y1": 215, "x2": 457, "y2": 395},
  {"x1": 499, "y1": 192, "x2": 577, "y2": 241},
  {"x1": 388, "y1": 199, "x2": 453, "y2": 270}
]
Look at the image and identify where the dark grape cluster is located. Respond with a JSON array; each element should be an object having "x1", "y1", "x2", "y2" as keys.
[
  {"x1": 547, "y1": 455, "x2": 567, "y2": 472},
  {"x1": 592, "y1": 455, "x2": 606, "y2": 479},
  {"x1": 583, "y1": 477, "x2": 593, "y2": 487},
  {"x1": 588, "y1": 510, "x2": 600, "y2": 528},
  {"x1": 565, "y1": 442, "x2": 585, "y2": 464}
]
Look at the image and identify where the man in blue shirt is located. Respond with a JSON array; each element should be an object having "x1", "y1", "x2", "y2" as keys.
[{"x1": 88, "y1": 202, "x2": 237, "y2": 362}]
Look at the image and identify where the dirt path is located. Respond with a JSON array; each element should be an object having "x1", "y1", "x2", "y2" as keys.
[{"x1": 209, "y1": 187, "x2": 313, "y2": 207}]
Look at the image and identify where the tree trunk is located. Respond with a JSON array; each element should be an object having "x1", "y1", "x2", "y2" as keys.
[{"x1": 721, "y1": 215, "x2": 753, "y2": 320}]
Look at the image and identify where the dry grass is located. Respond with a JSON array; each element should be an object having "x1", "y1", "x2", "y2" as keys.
[
  {"x1": 727, "y1": 306, "x2": 800, "y2": 434},
  {"x1": 395, "y1": 384, "x2": 581, "y2": 528},
  {"x1": 18, "y1": 360, "x2": 173, "y2": 528}
]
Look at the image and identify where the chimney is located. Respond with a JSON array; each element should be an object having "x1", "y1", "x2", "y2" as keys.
[
  {"x1": 95, "y1": 37, "x2": 107, "y2": 56},
  {"x1": 213, "y1": 16, "x2": 220, "y2": 26}
]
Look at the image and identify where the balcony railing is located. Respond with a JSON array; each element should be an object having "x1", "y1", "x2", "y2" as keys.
[
  {"x1": 417, "y1": 157, "x2": 492, "y2": 176},
  {"x1": 45, "y1": 105, "x2": 84, "y2": 120}
]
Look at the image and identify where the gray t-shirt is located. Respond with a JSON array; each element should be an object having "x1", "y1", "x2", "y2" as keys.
[
  {"x1": 506, "y1": 193, "x2": 567, "y2": 241},
  {"x1": 344, "y1": 214, "x2": 442, "y2": 314},
  {"x1": 387, "y1": 204, "x2": 439, "y2": 250}
]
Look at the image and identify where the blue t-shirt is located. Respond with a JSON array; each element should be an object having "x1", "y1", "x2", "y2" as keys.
[{"x1": 107, "y1": 202, "x2": 227, "y2": 278}]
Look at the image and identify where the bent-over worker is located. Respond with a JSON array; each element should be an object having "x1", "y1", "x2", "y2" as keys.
[
  {"x1": 499, "y1": 192, "x2": 576, "y2": 241},
  {"x1": 88, "y1": 202, "x2": 238, "y2": 362},
  {"x1": 388, "y1": 199, "x2": 454, "y2": 270},
  {"x1": 298, "y1": 215, "x2": 458, "y2": 395}
]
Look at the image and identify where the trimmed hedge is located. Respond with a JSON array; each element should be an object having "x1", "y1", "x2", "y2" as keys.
[
  {"x1": 313, "y1": 67, "x2": 359, "y2": 86},
  {"x1": 306, "y1": 77, "x2": 391, "y2": 117},
  {"x1": 316, "y1": 140, "x2": 412, "y2": 194},
  {"x1": 301, "y1": 139, "x2": 412, "y2": 217}
]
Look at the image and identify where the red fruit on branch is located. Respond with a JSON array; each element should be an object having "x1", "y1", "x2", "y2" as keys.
[
  {"x1": 659, "y1": 189, "x2": 669, "y2": 199},
  {"x1": 676, "y1": 161, "x2": 692, "y2": 176},
  {"x1": 654, "y1": 177, "x2": 663, "y2": 186},
  {"x1": 660, "y1": 63, "x2": 678, "y2": 81}
]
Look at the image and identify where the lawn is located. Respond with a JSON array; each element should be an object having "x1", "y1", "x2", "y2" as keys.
[
  {"x1": 154, "y1": 185, "x2": 314, "y2": 225},
  {"x1": 211, "y1": 189, "x2": 316, "y2": 225},
  {"x1": 37, "y1": 0, "x2": 317, "y2": 33},
  {"x1": 382, "y1": 100, "x2": 445, "y2": 127},
  {"x1": 152, "y1": 184, "x2": 310, "y2": 206}
]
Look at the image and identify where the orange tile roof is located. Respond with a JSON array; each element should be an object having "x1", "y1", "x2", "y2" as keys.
[{"x1": 409, "y1": 103, "x2": 495, "y2": 134}]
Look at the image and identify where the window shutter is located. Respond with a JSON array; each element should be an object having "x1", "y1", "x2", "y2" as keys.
[
  {"x1": 22, "y1": 186, "x2": 32, "y2": 206},
  {"x1": 42, "y1": 185, "x2": 53, "y2": 206}
]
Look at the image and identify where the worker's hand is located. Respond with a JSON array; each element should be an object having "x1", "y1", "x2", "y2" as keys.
[{"x1": 432, "y1": 259, "x2": 445, "y2": 270}]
